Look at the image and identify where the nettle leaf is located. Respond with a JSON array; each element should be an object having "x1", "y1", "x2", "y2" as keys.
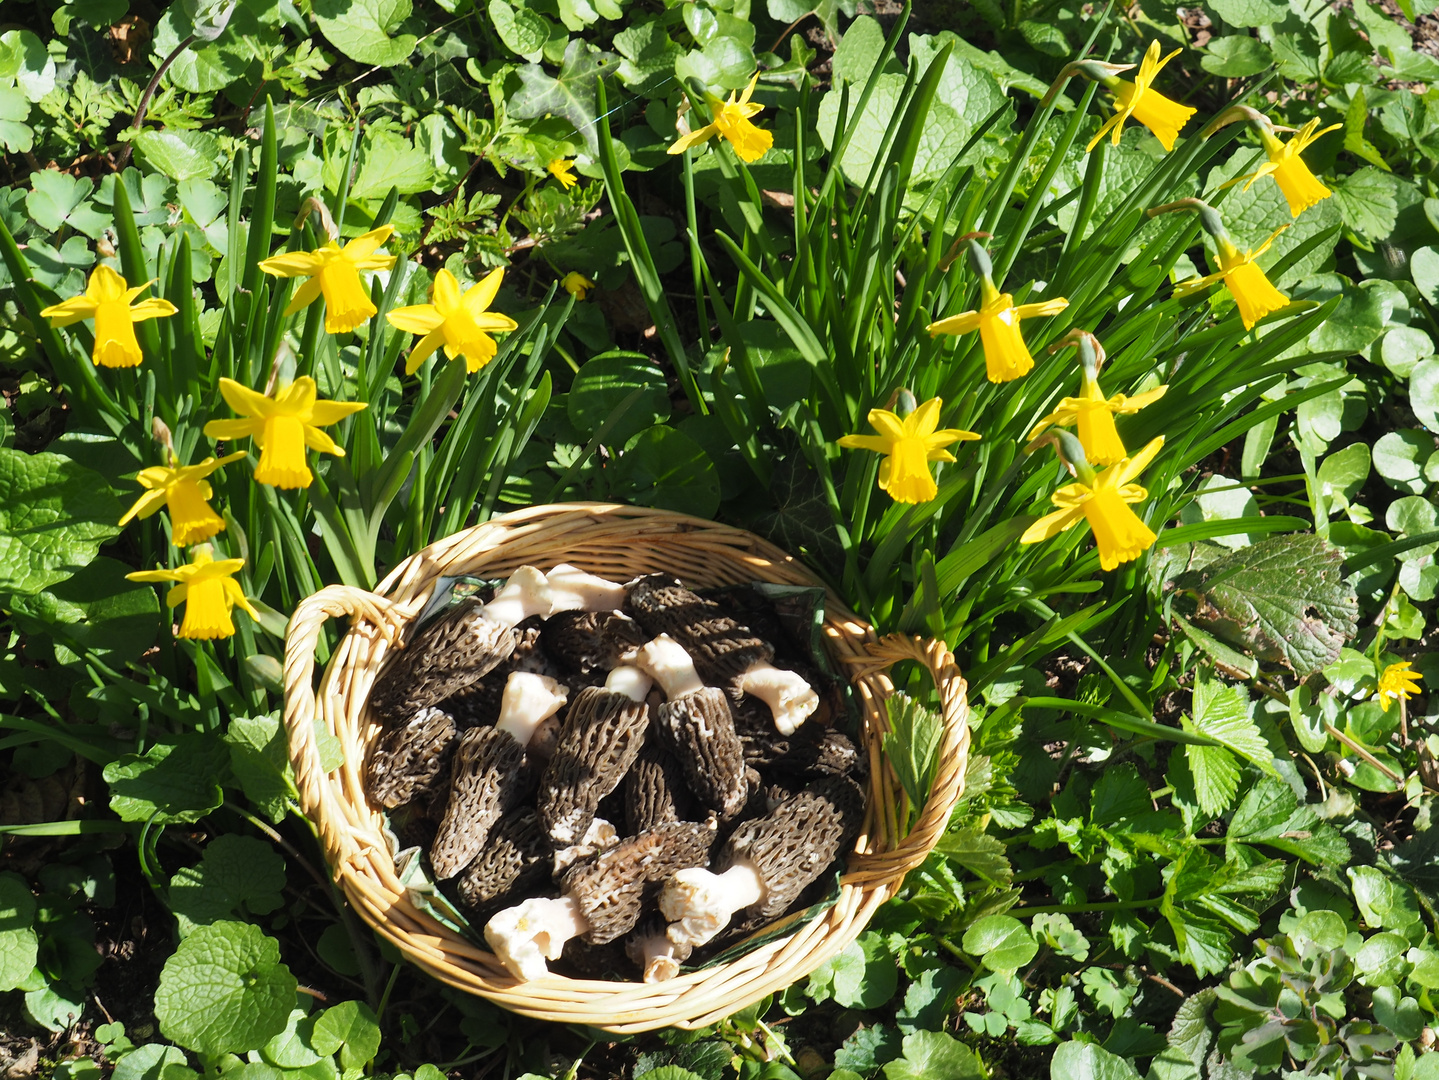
[
  {"x1": 313, "y1": 0, "x2": 417, "y2": 67},
  {"x1": 154, "y1": 921, "x2": 296, "y2": 1055},
  {"x1": 1167, "y1": 533, "x2": 1358, "y2": 677},
  {"x1": 25, "y1": 172, "x2": 109, "y2": 238},
  {"x1": 103, "y1": 735, "x2": 228, "y2": 824},
  {"x1": 0, "y1": 450, "x2": 123, "y2": 598},
  {"x1": 883, "y1": 1030, "x2": 985, "y2": 1080},
  {"x1": 961, "y1": 915, "x2": 1038, "y2": 973},
  {"x1": 169, "y1": 835, "x2": 287, "y2": 935},
  {"x1": 1183, "y1": 670, "x2": 1275, "y2": 816},
  {"x1": 0, "y1": 873, "x2": 39, "y2": 992},
  {"x1": 1227, "y1": 777, "x2": 1350, "y2": 864},
  {"x1": 509, "y1": 40, "x2": 616, "y2": 157}
]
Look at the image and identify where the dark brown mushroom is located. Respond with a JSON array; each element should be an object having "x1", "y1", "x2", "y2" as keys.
[
  {"x1": 428, "y1": 726, "x2": 532, "y2": 879},
  {"x1": 542, "y1": 610, "x2": 649, "y2": 676},
  {"x1": 454, "y1": 808, "x2": 552, "y2": 919},
  {"x1": 537, "y1": 687, "x2": 651, "y2": 845},
  {"x1": 364, "y1": 706, "x2": 457, "y2": 809},
  {"x1": 369, "y1": 599, "x2": 518, "y2": 722},
  {"x1": 623, "y1": 738, "x2": 694, "y2": 834},
  {"x1": 443, "y1": 619, "x2": 548, "y2": 729},
  {"x1": 483, "y1": 818, "x2": 718, "y2": 979},
  {"x1": 660, "y1": 775, "x2": 865, "y2": 949},
  {"x1": 655, "y1": 687, "x2": 749, "y2": 821},
  {"x1": 624, "y1": 575, "x2": 774, "y2": 684}
]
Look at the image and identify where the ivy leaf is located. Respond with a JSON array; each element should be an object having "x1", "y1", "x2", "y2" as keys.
[
  {"x1": 883, "y1": 1031, "x2": 985, "y2": 1080},
  {"x1": 509, "y1": 40, "x2": 617, "y2": 157},
  {"x1": 0, "y1": 873, "x2": 38, "y2": 992},
  {"x1": 168, "y1": 835, "x2": 287, "y2": 935},
  {"x1": 1166, "y1": 533, "x2": 1358, "y2": 677},
  {"x1": 312, "y1": 0, "x2": 417, "y2": 67},
  {"x1": 1334, "y1": 167, "x2": 1399, "y2": 241},
  {"x1": 154, "y1": 921, "x2": 296, "y2": 1055},
  {"x1": 743, "y1": 458, "x2": 844, "y2": 572},
  {"x1": 1227, "y1": 777, "x2": 1350, "y2": 864},
  {"x1": 103, "y1": 735, "x2": 228, "y2": 825}
]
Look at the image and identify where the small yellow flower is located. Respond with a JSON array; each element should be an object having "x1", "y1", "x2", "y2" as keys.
[
  {"x1": 1029, "y1": 374, "x2": 1169, "y2": 467},
  {"x1": 927, "y1": 281, "x2": 1069, "y2": 383},
  {"x1": 1376, "y1": 661, "x2": 1422, "y2": 712},
  {"x1": 548, "y1": 158, "x2": 579, "y2": 189},
  {"x1": 386, "y1": 268, "x2": 519, "y2": 376},
  {"x1": 837, "y1": 397, "x2": 980, "y2": 504},
  {"x1": 1174, "y1": 228, "x2": 1289, "y2": 331},
  {"x1": 203, "y1": 376, "x2": 367, "y2": 489},
  {"x1": 119, "y1": 451, "x2": 247, "y2": 547},
  {"x1": 39, "y1": 264, "x2": 177, "y2": 369},
  {"x1": 562, "y1": 272, "x2": 595, "y2": 301},
  {"x1": 1087, "y1": 41, "x2": 1197, "y2": 153},
  {"x1": 257, "y1": 225, "x2": 397, "y2": 334},
  {"x1": 126, "y1": 544, "x2": 259, "y2": 641},
  {"x1": 1228, "y1": 118, "x2": 1342, "y2": 218},
  {"x1": 1022, "y1": 436, "x2": 1165, "y2": 570},
  {"x1": 667, "y1": 73, "x2": 772, "y2": 163}
]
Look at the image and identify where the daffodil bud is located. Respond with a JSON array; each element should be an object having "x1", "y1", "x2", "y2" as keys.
[
  {"x1": 1052, "y1": 430, "x2": 1097, "y2": 486},
  {"x1": 966, "y1": 240, "x2": 994, "y2": 283}
]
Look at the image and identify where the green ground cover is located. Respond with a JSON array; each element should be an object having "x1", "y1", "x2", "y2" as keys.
[{"x1": 3, "y1": 0, "x2": 1439, "y2": 1076}]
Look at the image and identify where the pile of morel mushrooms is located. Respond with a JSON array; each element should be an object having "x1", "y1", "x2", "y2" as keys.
[{"x1": 364, "y1": 565, "x2": 866, "y2": 983}]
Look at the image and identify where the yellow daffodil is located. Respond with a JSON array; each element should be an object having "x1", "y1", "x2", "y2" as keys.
[
  {"x1": 1087, "y1": 41, "x2": 1196, "y2": 153},
  {"x1": 1376, "y1": 661, "x2": 1422, "y2": 712},
  {"x1": 386, "y1": 268, "x2": 519, "y2": 376},
  {"x1": 838, "y1": 397, "x2": 980, "y2": 504},
  {"x1": 257, "y1": 224, "x2": 397, "y2": 334},
  {"x1": 1023, "y1": 436, "x2": 1165, "y2": 570},
  {"x1": 1229, "y1": 118, "x2": 1342, "y2": 218},
  {"x1": 562, "y1": 272, "x2": 595, "y2": 301},
  {"x1": 1030, "y1": 374, "x2": 1169, "y2": 467},
  {"x1": 548, "y1": 158, "x2": 579, "y2": 189},
  {"x1": 203, "y1": 376, "x2": 367, "y2": 490},
  {"x1": 40, "y1": 264, "x2": 177, "y2": 369},
  {"x1": 1175, "y1": 227, "x2": 1289, "y2": 330},
  {"x1": 928, "y1": 279, "x2": 1070, "y2": 383},
  {"x1": 126, "y1": 544, "x2": 259, "y2": 640},
  {"x1": 667, "y1": 72, "x2": 772, "y2": 163},
  {"x1": 119, "y1": 451, "x2": 247, "y2": 546}
]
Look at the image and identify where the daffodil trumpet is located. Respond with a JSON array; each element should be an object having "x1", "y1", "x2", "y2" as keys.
[
  {"x1": 257, "y1": 224, "x2": 397, "y2": 334},
  {"x1": 1149, "y1": 199, "x2": 1291, "y2": 331},
  {"x1": 386, "y1": 268, "x2": 519, "y2": 375},
  {"x1": 1029, "y1": 331, "x2": 1168, "y2": 467},
  {"x1": 126, "y1": 544, "x2": 260, "y2": 641},
  {"x1": 667, "y1": 72, "x2": 773, "y2": 163},
  {"x1": 1084, "y1": 41, "x2": 1197, "y2": 152},
  {"x1": 119, "y1": 451, "x2": 247, "y2": 547},
  {"x1": 927, "y1": 241, "x2": 1069, "y2": 383},
  {"x1": 202, "y1": 376, "x2": 367, "y2": 490},
  {"x1": 837, "y1": 394, "x2": 980, "y2": 504},
  {"x1": 1021, "y1": 431, "x2": 1165, "y2": 571},
  {"x1": 40, "y1": 264, "x2": 178, "y2": 369},
  {"x1": 1219, "y1": 114, "x2": 1342, "y2": 218}
]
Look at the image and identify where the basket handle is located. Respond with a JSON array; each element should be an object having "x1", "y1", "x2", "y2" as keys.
[
  {"x1": 282, "y1": 584, "x2": 402, "y2": 815},
  {"x1": 845, "y1": 634, "x2": 971, "y2": 882}
]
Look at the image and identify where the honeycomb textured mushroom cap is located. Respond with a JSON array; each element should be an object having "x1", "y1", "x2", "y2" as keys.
[
  {"x1": 655, "y1": 687, "x2": 749, "y2": 821},
  {"x1": 624, "y1": 737, "x2": 694, "y2": 834},
  {"x1": 455, "y1": 808, "x2": 552, "y2": 920},
  {"x1": 370, "y1": 600, "x2": 518, "y2": 721},
  {"x1": 560, "y1": 818, "x2": 718, "y2": 944},
  {"x1": 542, "y1": 609, "x2": 649, "y2": 675},
  {"x1": 624, "y1": 575, "x2": 774, "y2": 684},
  {"x1": 429, "y1": 726, "x2": 533, "y2": 879},
  {"x1": 443, "y1": 619, "x2": 547, "y2": 729},
  {"x1": 364, "y1": 706, "x2": 457, "y2": 809},
  {"x1": 538, "y1": 687, "x2": 651, "y2": 845}
]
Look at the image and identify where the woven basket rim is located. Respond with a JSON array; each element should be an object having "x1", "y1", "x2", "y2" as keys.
[{"x1": 282, "y1": 503, "x2": 970, "y2": 1032}]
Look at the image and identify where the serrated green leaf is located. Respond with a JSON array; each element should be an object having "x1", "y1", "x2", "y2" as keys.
[
  {"x1": 1049, "y1": 1040, "x2": 1141, "y2": 1080},
  {"x1": 1209, "y1": 0, "x2": 1288, "y2": 25},
  {"x1": 169, "y1": 835, "x2": 287, "y2": 935},
  {"x1": 0, "y1": 450, "x2": 123, "y2": 597},
  {"x1": 1333, "y1": 167, "x2": 1398, "y2": 241},
  {"x1": 7, "y1": 556, "x2": 159, "y2": 663},
  {"x1": 155, "y1": 921, "x2": 297, "y2": 1054},
  {"x1": 132, "y1": 129, "x2": 223, "y2": 182},
  {"x1": 313, "y1": 0, "x2": 417, "y2": 66},
  {"x1": 224, "y1": 714, "x2": 293, "y2": 823},
  {"x1": 883, "y1": 1030, "x2": 985, "y2": 1080},
  {"x1": 1201, "y1": 36, "x2": 1272, "y2": 76},
  {"x1": 103, "y1": 735, "x2": 228, "y2": 825},
  {"x1": 1227, "y1": 777, "x2": 1350, "y2": 863}
]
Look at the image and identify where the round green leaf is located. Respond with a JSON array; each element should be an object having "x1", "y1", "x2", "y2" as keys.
[
  {"x1": 567, "y1": 352, "x2": 670, "y2": 446},
  {"x1": 1409, "y1": 357, "x2": 1439, "y2": 433},
  {"x1": 112, "y1": 1044, "x2": 192, "y2": 1080},
  {"x1": 1317, "y1": 442, "x2": 1370, "y2": 509},
  {"x1": 1380, "y1": 326, "x2": 1432, "y2": 379},
  {"x1": 1386, "y1": 495, "x2": 1439, "y2": 556},
  {"x1": 488, "y1": 0, "x2": 548, "y2": 56},
  {"x1": 0, "y1": 873, "x2": 38, "y2": 992},
  {"x1": 827, "y1": 933, "x2": 898, "y2": 1010},
  {"x1": 1202, "y1": 36, "x2": 1273, "y2": 77},
  {"x1": 155, "y1": 921, "x2": 297, "y2": 1055},
  {"x1": 313, "y1": 0, "x2": 418, "y2": 66},
  {"x1": 1295, "y1": 909, "x2": 1347, "y2": 949},
  {"x1": 1412, "y1": 245, "x2": 1439, "y2": 305},
  {"x1": 609, "y1": 426, "x2": 720, "y2": 518},
  {"x1": 1306, "y1": 281, "x2": 1392, "y2": 356},
  {"x1": 1208, "y1": 0, "x2": 1288, "y2": 26},
  {"x1": 313, "y1": 1000, "x2": 381, "y2": 1071},
  {"x1": 960, "y1": 915, "x2": 1038, "y2": 972},
  {"x1": 1372, "y1": 430, "x2": 1432, "y2": 492},
  {"x1": 1353, "y1": 931, "x2": 1409, "y2": 986}
]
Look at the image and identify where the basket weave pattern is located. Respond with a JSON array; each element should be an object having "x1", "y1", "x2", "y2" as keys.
[{"x1": 282, "y1": 503, "x2": 970, "y2": 1032}]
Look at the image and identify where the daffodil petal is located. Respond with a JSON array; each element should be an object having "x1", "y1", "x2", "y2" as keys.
[
  {"x1": 39, "y1": 295, "x2": 100, "y2": 327},
  {"x1": 258, "y1": 251, "x2": 326, "y2": 278},
  {"x1": 307, "y1": 400, "x2": 368, "y2": 425},
  {"x1": 1116, "y1": 436, "x2": 1165, "y2": 486},
  {"x1": 342, "y1": 225, "x2": 395, "y2": 262},
  {"x1": 927, "y1": 310, "x2": 982, "y2": 336},
  {"x1": 218, "y1": 377, "x2": 275, "y2": 420},
  {"x1": 282, "y1": 275, "x2": 326, "y2": 316},
  {"x1": 119, "y1": 488, "x2": 169, "y2": 526},
  {"x1": 129, "y1": 298, "x2": 178, "y2": 322},
  {"x1": 1021, "y1": 507, "x2": 1085, "y2": 544},
  {"x1": 386, "y1": 303, "x2": 446, "y2": 335},
  {"x1": 669, "y1": 123, "x2": 719, "y2": 154}
]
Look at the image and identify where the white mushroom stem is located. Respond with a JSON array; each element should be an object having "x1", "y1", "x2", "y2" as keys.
[
  {"x1": 481, "y1": 566, "x2": 554, "y2": 628},
  {"x1": 738, "y1": 662, "x2": 819, "y2": 736},
  {"x1": 635, "y1": 932, "x2": 684, "y2": 983},
  {"x1": 626, "y1": 635, "x2": 705, "y2": 699},
  {"x1": 484, "y1": 896, "x2": 589, "y2": 981},
  {"x1": 546, "y1": 564, "x2": 628, "y2": 613},
  {"x1": 604, "y1": 665, "x2": 655, "y2": 703},
  {"x1": 660, "y1": 858, "x2": 767, "y2": 949},
  {"x1": 494, "y1": 672, "x2": 569, "y2": 746},
  {"x1": 553, "y1": 816, "x2": 618, "y2": 871}
]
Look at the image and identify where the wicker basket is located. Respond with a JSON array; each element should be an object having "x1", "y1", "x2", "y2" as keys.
[{"x1": 282, "y1": 503, "x2": 970, "y2": 1033}]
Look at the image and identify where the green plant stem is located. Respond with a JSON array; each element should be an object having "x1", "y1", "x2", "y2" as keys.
[{"x1": 1014, "y1": 898, "x2": 1155, "y2": 916}]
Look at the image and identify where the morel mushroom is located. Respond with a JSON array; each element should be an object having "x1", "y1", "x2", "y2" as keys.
[
  {"x1": 734, "y1": 662, "x2": 820, "y2": 737},
  {"x1": 484, "y1": 819, "x2": 717, "y2": 980},
  {"x1": 624, "y1": 738, "x2": 694, "y2": 834},
  {"x1": 538, "y1": 687, "x2": 651, "y2": 845},
  {"x1": 369, "y1": 599, "x2": 518, "y2": 721},
  {"x1": 604, "y1": 665, "x2": 654, "y2": 703},
  {"x1": 429, "y1": 725, "x2": 530, "y2": 879},
  {"x1": 478, "y1": 566, "x2": 556, "y2": 628},
  {"x1": 625, "y1": 913, "x2": 692, "y2": 983},
  {"x1": 542, "y1": 609, "x2": 649, "y2": 675},
  {"x1": 551, "y1": 816, "x2": 618, "y2": 875},
  {"x1": 655, "y1": 687, "x2": 749, "y2": 820},
  {"x1": 660, "y1": 775, "x2": 865, "y2": 949},
  {"x1": 444, "y1": 619, "x2": 547, "y2": 730},
  {"x1": 365, "y1": 706, "x2": 457, "y2": 809},
  {"x1": 494, "y1": 672, "x2": 570, "y2": 747},
  {"x1": 454, "y1": 808, "x2": 551, "y2": 918}
]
